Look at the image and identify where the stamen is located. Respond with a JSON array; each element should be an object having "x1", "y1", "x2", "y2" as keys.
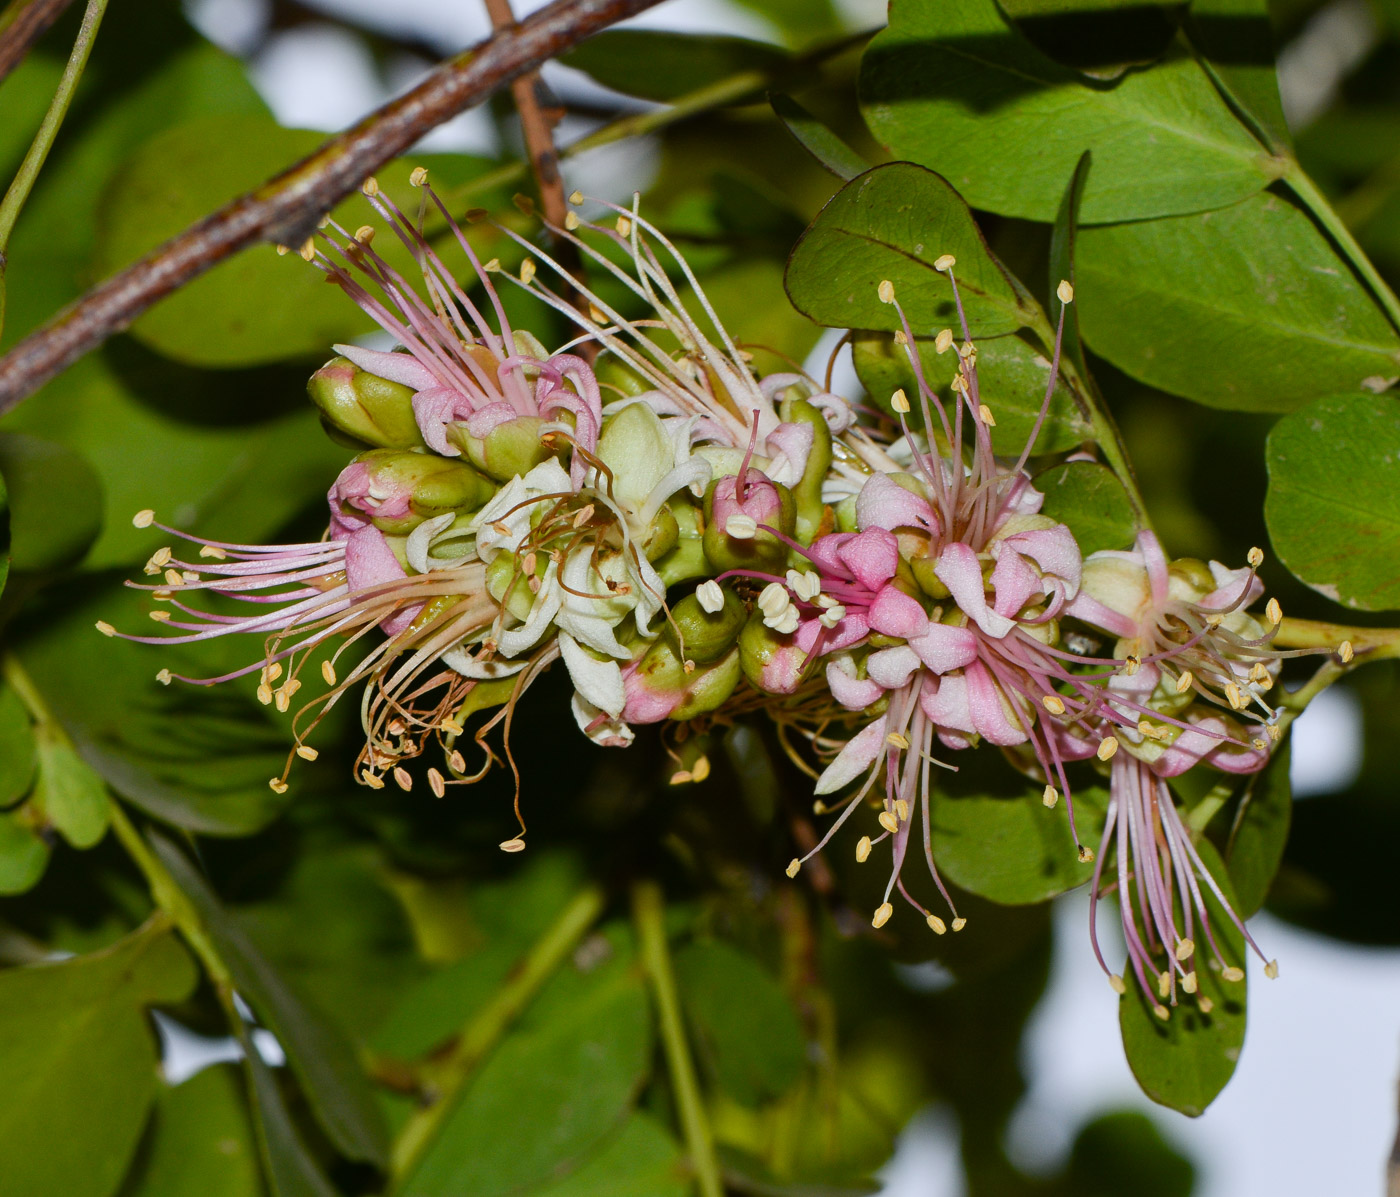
[{"x1": 872, "y1": 902, "x2": 893, "y2": 928}]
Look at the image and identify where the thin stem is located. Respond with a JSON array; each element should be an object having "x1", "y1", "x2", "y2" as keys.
[
  {"x1": 0, "y1": 0, "x2": 107, "y2": 254},
  {"x1": 391, "y1": 883, "x2": 606, "y2": 1181},
  {"x1": 1273, "y1": 615, "x2": 1400, "y2": 657},
  {"x1": 631, "y1": 880, "x2": 724, "y2": 1197},
  {"x1": 1283, "y1": 159, "x2": 1400, "y2": 337}
]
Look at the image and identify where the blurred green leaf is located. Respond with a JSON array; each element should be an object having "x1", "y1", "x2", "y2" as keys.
[
  {"x1": 562, "y1": 30, "x2": 789, "y2": 102},
  {"x1": 150, "y1": 832, "x2": 391, "y2": 1168},
  {"x1": 33, "y1": 723, "x2": 111, "y2": 849},
  {"x1": 1078, "y1": 194, "x2": 1400, "y2": 411},
  {"x1": 235, "y1": 1023, "x2": 338, "y2": 1197},
  {"x1": 0, "y1": 807, "x2": 49, "y2": 894},
  {"x1": 0, "y1": 919, "x2": 197, "y2": 1197},
  {"x1": 524, "y1": 1114, "x2": 686, "y2": 1197},
  {"x1": 402, "y1": 941, "x2": 651, "y2": 1197},
  {"x1": 860, "y1": 0, "x2": 1275, "y2": 223},
  {"x1": 786, "y1": 163, "x2": 1034, "y2": 338},
  {"x1": 1036, "y1": 462, "x2": 1137, "y2": 554},
  {"x1": 1225, "y1": 740, "x2": 1291, "y2": 918},
  {"x1": 121, "y1": 1064, "x2": 265, "y2": 1197},
  {"x1": 0, "y1": 457, "x2": 9, "y2": 595},
  {"x1": 0, "y1": 432, "x2": 103, "y2": 572},
  {"x1": 770, "y1": 94, "x2": 867, "y2": 181},
  {"x1": 1119, "y1": 839, "x2": 1247, "y2": 1116},
  {"x1": 854, "y1": 330, "x2": 1090, "y2": 454},
  {"x1": 673, "y1": 938, "x2": 806, "y2": 1107},
  {"x1": 0, "y1": 680, "x2": 37, "y2": 806},
  {"x1": 730, "y1": 0, "x2": 842, "y2": 47},
  {"x1": 1059, "y1": 1109, "x2": 1195, "y2": 1197},
  {"x1": 1265, "y1": 393, "x2": 1400, "y2": 610},
  {"x1": 931, "y1": 785, "x2": 1107, "y2": 904}
]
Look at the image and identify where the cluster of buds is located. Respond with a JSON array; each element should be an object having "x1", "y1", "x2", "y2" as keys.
[{"x1": 105, "y1": 173, "x2": 1343, "y2": 1021}]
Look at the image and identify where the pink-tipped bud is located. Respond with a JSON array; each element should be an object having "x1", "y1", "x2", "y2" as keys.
[
  {"x1": 334, "y1": 450, "x2": 493, "y2": 535},
  {"x1": 702, "y1": 469, "x2": 794, "y2": 574},
  {"x1": 308, "y1": 357, "x2": 427, "y2": 450}
]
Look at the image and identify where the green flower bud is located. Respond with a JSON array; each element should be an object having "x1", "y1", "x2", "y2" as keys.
[
  {"x1": 654, "y1": 498, "x2": 709, "y2": 586},
  {"x1": 738, "y1": 610, "x2": 806, "y2": 695},
  {"x1": 701, "y1": 472, "x2": 796, "y2": 575},
  {"x1": 671, "y1": 649, "x2": 741, "y2": 720},
  {"x1": 597, "y1": 402, "x2": 674, "y2": 511},
  {"x1": 308, "y1": 357, "x2": 427, "y2": 450},
  {"x1": 593, "y1": 350, "x2": 654, "y2": 399},
  {"x1": 350, "y1": 449, "x2": 496, "y2": 535},
  {"x1": 781, "y1": 397, "x2": 833, "y2": 546},
  {"x1": 450, "y1": 416, "x2": 551, "y2": 482},
  {"x1": 666, "y1": 585, "x2": 747, "y2": 664}
]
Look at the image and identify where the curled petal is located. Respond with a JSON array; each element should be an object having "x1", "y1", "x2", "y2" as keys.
[
  {"x1": 333, "y1": 343, "x2": 438, "y2": 393},
  {"x1": 907, "y1": 623, "x2": 978, "y2": 674},
  {"x1": 762, "y1": 420, "x2": 815, "y2": 487},
  {"x1": 855, "y1": 472, "x2": 939, "y2": 534},
  {"x1": 1153, "y1": 715, "x2": 1269, "y2": 777},
  {"x1": 919, "y1": 673, "x2": 976, "y2": 735},
  {"x1": 989, "y1": 549, "x2": 1042, "y2": 619},
  {"x1": 826, "y1": 657, "x2": 886, "y2": 710},
  {"x1": 867, "y1": 584, "x2": 929, "y2": 639},
  {"x1": 836, "y1": 528, "x2": 900, "y2": 591},
  {"x1": 814, "y1": 717, "x2": 888, "y2": 794},
  {"x1": 965, "y1": 661, "x2": 1029, "y2": 746},
  {"x1": 559, "y1": 632, "x2": 626, "y2": 718},
  {"x1": 867, "y1": 645, "x2": 921, "y2": 690},
  {"x1": 935, "y1": 543, "x2": 1015, "y2": 638}
]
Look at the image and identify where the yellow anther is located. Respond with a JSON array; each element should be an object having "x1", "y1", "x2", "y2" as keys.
[
  {"x1": 812, "y1": 800, "x2": 827, "y2": 814},
  {"x1": 409, "y1": 166, "x2": 429, "y2": 186},
  {"x1": 256, "y1": 684, "x2": 273, "y2": 705},
  {"x1": 893, "y1": 329, "x2": 908, "y2": 346},
  {"x1": 885, "y1": 731, "x2": 910, "y2": 750},
  {"x1": 1109, "y1": 974, "x2": 1127, "y2": 995},
  {"x1": 1247, "y1": 546, "x2": 1264, "y2": 567},
  {"x1": 519, "y1": 258, "x2": 536, "y2": 284},
  {"x1": 1264, "y1": 959, "x2": 1279, "y2": 979},
  {"x1": 362, "y1": 771, "x2": 385, "y2": 790},
  {"x1": 564, "y1": 211, "x2": 580, "y2": 231},
  {"x1": 1340, "y1": 640, "x2": 1354, "y2": 663},
  {"x1": 499, "y1": 837, "x2": 526, "y2": 853},
  {"x1": 978, "y1": 403, "x2": 996, "y2": 426},
  {"x1": 1175, "y1": 937, "x2": 1194, "y2": 961},
  {"x1": 296, "y1": 745, "x2": 318, "y2": 761},
  {"x1": 1266, "y1": 597, "x2": 1282, "y2": 625},
  {"x1": 1096, "y1": 736, "x2": 1119, "y2": 761},
  {"x1": 1157, "y1": 970, "x2": 1171, "y2": 998},
  {"x1": 427, "y1": 768, "x2": 446, "y2": 798},
  {"x1": 951, "y1": 917, "x2": 967, "y2": 932},
  {"x1": 321, "y1": 660, "x2": 337, "y2": 686},
  {"x1": 669, "y1": 770, "x2": 692, "y2": 785},
  {"x1": 1042, "y1": 785, "x2": 1058, "y2": 808},
  {"x1": 872, "y1": 902, "x2": 893, "y2": 929},
  {"x1": 200, "y1": 545, "x2": 227, "y2": 560},
  {"x1": 96, "y1": 621, "x2": 116, "y2": 637},
  {"x1": 615, "y1": 215, "x2": 632, "y2": 237},
  {"x1": 269, "y1": 777, "x2": 289, "y2": 794},
  {"x1": 934, "y1": 328, "x2": 954, "y2": 354},
  {"x1": 1176, "y1": 670, "x2": 1194, "y2": 694},
  {"x1": 1077, "y1": 845, "x2": 1095, "y2": 864},
  {"x1": 934, "y1": 253, "x2": 956, "y2": 271},
  {"x1": 786, "y1": 858, "x2": 801, "y2": 878},
  {"x1": 1041, "y1": 694, "x2": 1066, "y2": 715},
  {"x1": 1222, "y1": 965, "x2": 1244, "y2": 983},
  {"x1": 262, "y1": 663, "x2": 283, "y2": 683},
  {"x1": 162, "y1": 569, "x2": 182, "y2": 586},
  {"x1": 691, "y1": 755, "x2": 711, "y2": 783},
  {"x1": 927, "y1": 914, "x2": 947, "y2": 934},
  {"x1": 890, "y1": 388, "x2": 910, "y2": 414},
  {"x1": 276, "y1": 244, "x2": 289, "y2": 256},
  {"x1": 1182, "y1": 971, "x2": 1198, "y2": 994},
  {"x1": 149, "y1": 547, "x2": 172, "y2": 568},
  {"x1": 878, "y1": 810, "x2": 899, "y2": 834},
  {"x1": 895, "y1": 799, "x2": 910, "y2": 822},
  {"x1": 1197, "y1": 995, "x2": 1215, "y2": 1014},
  {"x1": 354, "y1": 225, "x2": 375, "y2": 243},
  {"x1": 133, "y1": 509, "x2": 155, "y2": 528},
  {"x1": 1056, "y1": 279, "x2": 1074, "y2": 305},
  {"x1": 362, "y1": 176, "x2": 379, "y2": 196},
  {"x1": 149, "y1": 610, "x2": 171, "y2": 623},
  {"x1": 1153, "y1": 1004, "x2": 1170, "y2": 1022},
  {"x1": 856, "y1": 836, "x2": 872, "y2": 863},
  {"x1": 299, "y1": 239, "x2": 315, "y2": 262},
  {"x1": 1123, "y1": 654, "x2": 1141, "y2": 676},
  {"x1": 1249, "y1": 662, "x2": 1271, "y2": 684},
  {"x1": 1226, "y1": 682, "x2": 1244, "y2": 710},
  {"x1": 877, "y1": 279, "x2": 895, "y2": 304},
  {"x1": 156, "y1": 669, "x2": 172, "y2": 685},
  {"x1": 274, "y1": 690, "x2": 290, "y2": 713},
  {"x1": 568, "y1": 190, "x2": 583, "y2": 205}
]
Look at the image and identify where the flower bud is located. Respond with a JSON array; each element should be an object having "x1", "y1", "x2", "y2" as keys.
[
  {"x1": 738, "y1": 609, "x2": 807, "y2": 694},
  {"x1": 593, "y1": 350, "x2": 653, "y2": 399},
  {"x1": 654, "y1": 498, "x2": 710, "y2": 586},
  {"x1": 450, "y1": 415, "x2": 551, "y2": 483},
  {"x1": 308, "y1": 357, "x2": 428, "y2": 449},
  {"x1": 624, "y1": 639, "x2": 742, "y2": 722},
  {"x1": 340, "y1": 449, "x2": 494, "y2": 535},
  {"x1": 781, "y1": 397, "x2": 833, "y2": 545},
  {"x1": 665, "y1": 586, "x2": 747, "y2": 664},
  {"x1": 702, "y1": 469, "x2": 795, "y2": 574}
]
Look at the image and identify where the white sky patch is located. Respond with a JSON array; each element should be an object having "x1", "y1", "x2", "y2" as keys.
[{"x1": 1290, "y1": 683, "x2": 1364, "y2": 798}]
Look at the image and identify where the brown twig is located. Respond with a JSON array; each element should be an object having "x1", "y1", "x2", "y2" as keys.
[
  {"x1": 0, "y1": 0, "x2": 663, "y2": 414},
  {"x1": 0, "y1": 0, "x2": 76, "y2": 86}
]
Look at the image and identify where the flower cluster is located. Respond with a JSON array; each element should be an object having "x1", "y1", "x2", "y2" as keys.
[{"x1": 106, "y1": 173, "x2": 1343, "y2": 1018}]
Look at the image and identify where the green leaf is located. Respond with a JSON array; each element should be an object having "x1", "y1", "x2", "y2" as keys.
[
  {"x1": 402, "y1": 944, "x2": 652, "y2": 1197},
  {"x1": 1184, "y1": 0, "x2": 1290, "y2": 153},
  {"x1": 1035, "y1": 462, "x2": 1137, "y2": 554},
  {"x1": 673, "y1": 938, "x2": 806, "y2": 1107},
  {"x1": 860, "y1": 0, "x2": 1278, "y2": 223},
  {"x1": 561, "y1": 31, "x2": 789, "y2": 103},
  {"x1": 0, "y1": 808, "x2": 49, "y2": 895},
  {"x1": 0, "y1": 680, "x2": 37, "y2": 807},
  {"x1": 1119, "y1": 839, "x2": 1247, "y2": 1116},
  {"x1": 0, "y1": 920, "x2": 197, "y2": 1197},
  {"x1": 34, "y1": 725, "x2": 111, "y2": 849},
  {"x1": 235, "y1": 1024, "x2": 338, "y2": 1197},
  {"x1": 852, "y1": 330, "x2": 1090, "y2": 455},
  {"x1": 770, "y1": 94, "x2": 867, "y2": 181},
  {"x1": 1077, "y1": 193, "x2": 1400, "y2": 411},
  {"x1": 524, "y1": 1114, "x2": 686, "y2": 1197},
  {"x1": 786, "y1": 163, "x2": 1035, "y2": 339},
  {"x1": 931, "y1": 785, "x2": 1107, "y2": 905},
  {"x1": 1049, "y1": 151, "x2": 1092, "y2": 379},
  {"x1": 0, "y1": 456, "x2": 10, "y2": 596},
  {"x1": 1062, "y1": 1109, "x2": 1196, "y2": 1197},
  {"x1": 0, "y1": 432, "x2": 103, "y2": 572},
  {"x1": 1226, "y1": 741, "x2": 1291, "y2": 919},
  {"x1": 150, "y1": 833, "x2": 391, "y2": 1169},
  {"x1": 1265, "y1": 394, "x2": 1400, "y2": 610},
  {"x1": 122, "y1": 1065, "x2": 265, "y2": 1197}
]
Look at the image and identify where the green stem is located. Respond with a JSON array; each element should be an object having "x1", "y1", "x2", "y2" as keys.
[
  {"x1": 1283, "y1": 159, "x2": 1400, "y2": 337},
  {"x1": 391, "y1": 883, "x2": 606, "y2": 1180},
  {"x1": 631, "y1": 880, "x2": 724, "y2": 1197},
  {"x1": 1273, "y1": 615, "x2": 1400, "y2": 657},
  {"x1": 0, "y1": 0, "x2": 106, "y2": 254}
]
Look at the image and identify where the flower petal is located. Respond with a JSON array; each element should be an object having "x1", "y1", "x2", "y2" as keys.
[
  {"x1": 866, "y1": 645, "x2": 921, "y2": 689},
  {"x1": 814, "y1": 716, "x2": 888, "y2": 794},
  {"x1": 826, "y1": 657, "x2": 886, "y2": 710},
  {"x1": 334, "y1": 343, "x2": 439, "y2": 393},
  {"x1": 907, "y1": 624, "x2": 978, "y2": 674},
  {"x1": 855, "y1": 472, "x2": 938, "y2": 533},
  {"x1": 935, "y1": 543, "x2": 1014, "y2": 638},
  {"x1": 559, "y1": 631, "x2": 626, "y2": 717},
  {"x1": 867, "y1": 584, "x2": 929, "y2": 639}
]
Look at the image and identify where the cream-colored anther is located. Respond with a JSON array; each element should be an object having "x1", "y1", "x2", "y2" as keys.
[
  {"x1": 878, "y1": 279, "x2": 896, "y2": 304},
  {"x1": 1056, "y1": 279, "x2": 1074, "y2": 304},
  {"x1": 296, "y1": 745, "x2": 318, "y2": 761},
  {"x1": 1222, "y1": 966, "x2": 1244, "y2": 983},
  {"x1": 1266, "y1": 598, "x2": 1282, "y2": 625},
  {"x1": 156, "y1": 669, "x2": 172, "y2": 686},
  {"x1": 1042, "y1": 785, "x2": 1058, "y2": 808},
  {"x1": 934, "y1": 328, "x2": 954, "y2": 354},
  {"x1": 885, "y1": 731, "x2": 910, "y2": 751},
  {"x1": 950, "y1": 917, "x2": 967, "y2": 932},
  {"x1": 786, "y1": 858, "x2": 801, "y2": 878},
  {"x1": 1077, "y1": 845, "x2": 1095, "y2": 864},
  {"x1": 1264, "y1": 959, "x2": 1279, "y2": 979},
  {"x1": 978, "y1": 404, "x2": 996, "y2": 426},
  {"x1": 934, "y1": 254, "x2": 956, "y2": 271},
  {"x1": 872, "y1": 902, "x2": 894, "y2": 929},
  {"x1": 1153, "y1": 1004, "x2": 1170, "y2": 1022},
  {"x1": 1340, "y1": 640, "x2": 1355, "y2": 663},
  {"x1": 696, "y1": 580, "x2": 725, "y2": 614},
  {"x1": 1096, "y1": 736, "x2": 1119, "y2": 761},
  {"x1": 725, "y1": 514, "x2": 758, "y2": 539},
  {"x1": 1041, "y1": 694, "x2": 1066, "y2": 715},
  {"x1": 1109, "y1": 974, "x2": 1127, "y2": 995},
  {"x1": 927, "y1": 914, "x2": 947, "y2": 934},
  {"x1": 1182, "y1": 971, "x2": 1198, "y2": 994},
  {"x1": 132, "y1": 509, "x2": 155, "y2": 528},
  {"x1": 568, "y1": 190, "x2": 583, "y2": 205},
  {"x1": 856, "y1": 836, "x2": 872, "y2": 863},
  {"x1": 1247, "y1": 546, "x2": 1265, "y2": 567},
  {"x1": 499, "y1": 837, "x2": 526, "y2": 853},
  {"x1": 269, "y1": 777, "x2": 289, "y2": 794},
  {"x1": 1176, "y1": 670, "x2": 1194, "y2": 694},
  {"x1": 890, "y1": 388, "x2": 910, "y2": 414},
  {"x1": 1175, "y1": 938, "x2": 1195, "y2": 961},
  {"x1": 878, "y1": 811, "x2": 899, "y2": 834}
]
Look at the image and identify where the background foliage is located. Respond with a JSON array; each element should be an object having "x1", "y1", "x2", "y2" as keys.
[{"x1": 1, "y1": 0, "x2": 1399, "y2": 1194}]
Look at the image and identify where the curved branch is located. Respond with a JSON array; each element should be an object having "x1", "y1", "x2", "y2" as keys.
[
  {"x1": 0, "y1": 0, "x2": 76, "y2": 86},
  {"x1": 0, "y1": 0, "x2": 663, "y2": 413}
]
